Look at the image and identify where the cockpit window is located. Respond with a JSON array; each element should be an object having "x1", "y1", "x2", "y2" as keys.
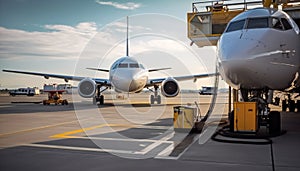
[
  {"x1": 226, "y1": 20, "x2": 245, "y2": 32},
  {"x1": 129, "y1": 63, "x2": 139, "y2": 68},
  {"x1": 247, "y1": 18, "x2": 269, "y2": 29},
  {"x1": 139, "y1": 64, "x2": 145, "y2": 69},
  {"x1": 281, "y1": 18, "x2": 292, "y2": 30},
  {"x1": 112, "y1": 64, "x2": 117, "y2": 70},
  {"x1": 272, "y1": 18, "x2": 283, "y2": 30},
  {"x1": 118, "y1": 63, "x2": 128, "y2": 68}
]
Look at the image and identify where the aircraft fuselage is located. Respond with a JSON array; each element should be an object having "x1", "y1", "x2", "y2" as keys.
[
  {"x1": 218, "y1": 8, "x2": 300, "y2": 90},
  {"x1": 109, "y1": 57, "x2": 148, "y2": 93}
]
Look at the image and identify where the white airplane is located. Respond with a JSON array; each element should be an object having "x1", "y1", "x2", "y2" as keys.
[
  {"x1": 218, "y1": 7, "x2": 300, "y2": 111},
  {"x1": 3, "y1": 17, "x2": 215, "y2": 105}
]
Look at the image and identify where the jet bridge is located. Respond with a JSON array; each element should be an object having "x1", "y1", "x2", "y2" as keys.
[
  {"x1": 283, "y1": 3, "x2": 300, "y2": 27},
  {"x1": 188, "y1": 0, "x2": 300, "y2": 47}
]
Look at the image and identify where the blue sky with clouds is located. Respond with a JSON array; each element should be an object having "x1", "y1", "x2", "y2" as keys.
[
  {"x1": 0, "y1": 0, "x2": 192, "y2": 31},
  {"x1": 0, "y1": 0, "x2": 221, "y2": 89}
]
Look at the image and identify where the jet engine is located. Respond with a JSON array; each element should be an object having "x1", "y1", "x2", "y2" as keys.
[
  {"x1": 161, "y1": 77, "x2": 180, "y2": 97},
  {"x1": 78, "y1": 78, "x2": 96, "y2": 98}
]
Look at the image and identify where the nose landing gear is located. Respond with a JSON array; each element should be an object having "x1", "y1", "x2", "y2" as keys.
[
  {"x1": 148, "y1": 85, "x2": 161, "y2": 104},
  {"x1": 93, "y1": 85, "x2": 108, "y2": 105}
]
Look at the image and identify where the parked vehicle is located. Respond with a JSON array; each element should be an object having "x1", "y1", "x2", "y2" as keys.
[
  {"x1": 9, "y1": 87, "x2": 40, "y2": 96},
  {"x1": 199, "y1": 86, "x2": 215, "y2": 95}
]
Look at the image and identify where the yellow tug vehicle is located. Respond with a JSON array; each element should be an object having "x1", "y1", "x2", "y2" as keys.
[{"x1": 43, "y1": 90, "x2": 68, "y2": 105}]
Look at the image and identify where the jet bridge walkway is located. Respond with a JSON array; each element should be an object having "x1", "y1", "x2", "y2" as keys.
[{"x1": 188, "y1": 0, "x2": 300, "y2": 47}]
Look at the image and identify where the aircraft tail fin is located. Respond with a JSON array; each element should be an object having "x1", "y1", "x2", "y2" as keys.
[{"x1": 126, "y1": 16, "x2": 129, "y2": 57}]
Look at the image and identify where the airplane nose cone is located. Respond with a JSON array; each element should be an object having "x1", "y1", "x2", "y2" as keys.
[
  {"x1": 112, "y1": 70, "x2": 147, "y2": 93},
  {"x1": 129, "y1": 74, "x2": 147, "y2": 92},
  {"x1": 218, "y1": 31, "x2": 269, "y2": 89},
  {"x1": 219, "y1": 29, "x2": 274, "y2": 61}
]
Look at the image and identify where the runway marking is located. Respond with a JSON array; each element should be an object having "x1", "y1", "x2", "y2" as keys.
[
  {"x1": 54, "y1": 135, "x2": 173, "y2": 143},
  {"x1": 136, "y1": 125, "x2": 171, "y2": 130},
  {"x1": 50, "y1": 124, "x2": 170, "y2": 139},
  {"x1": 47, "y1": 124, "x2": 176, "y2": 157},
  {"x1": 50, "y1": 123, "x2": 137, "y2": 139},
  {"x1": 25, "y1": 134, "x2": 175, "y2": 156},
  {"x1": 50, "y1": 124, "x2": 108, "y2": 138},
  {"x1": 155, "y1": 143, "x2": 175, "y2": 159},
  {"x1": 23, "y1": 143, "x2": 135, "y2": 154},
  {"x1": 0, "y1": 119, "x2": 86, "y2": 138},
  {"x1": 134, "y1": 132, "x2": 174, "y2": 155}
]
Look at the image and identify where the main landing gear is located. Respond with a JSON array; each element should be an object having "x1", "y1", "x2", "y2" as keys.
[
  {"x1": 93, "y1": 85, "x2": 108, "y2": 105},
  {"x1": 148, "y1": 85, "x2": 161, "y2": 104},
  {"x1": 281, "y1": 94, "x2": 300, "y2": 112}
]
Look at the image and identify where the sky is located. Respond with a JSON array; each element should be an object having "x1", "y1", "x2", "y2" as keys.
[{"x1": 0, "y1": 0, "x2": 223, "y2": 89}]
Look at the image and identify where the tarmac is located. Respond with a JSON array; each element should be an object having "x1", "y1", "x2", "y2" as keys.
[{"x1": 0, "y1": 92, "x2": 299, "y2": 171}]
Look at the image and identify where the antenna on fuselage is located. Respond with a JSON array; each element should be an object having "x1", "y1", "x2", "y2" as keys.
[{"x1": 126, "y1": 16, "x2": 129, "y2": 57}]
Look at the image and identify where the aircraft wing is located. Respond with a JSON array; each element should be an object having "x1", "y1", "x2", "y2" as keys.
[
  {"x1": 148, "y1": 68, "x2": 171, "y2": 72},
  {"x1": 2, "y1": 69, "x2": 111, "y2": 86},
  {"x1": 146, "y1": 73, "x2": 218, "y2": 87}
]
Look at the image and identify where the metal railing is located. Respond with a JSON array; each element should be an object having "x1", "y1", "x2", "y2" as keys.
[{"x1": 192, "y1": 0, "x2": 263, "y2": 13}]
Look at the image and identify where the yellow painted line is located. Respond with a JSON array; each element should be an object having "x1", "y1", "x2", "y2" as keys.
[
  {"x1": 50, "y1": 124, "x2": 137, "y2": 139},
  {"x1": 51, "y1": 124, "x2": 107, "y2": 138},
  {"x1": 0, "y1": 119, "x2": 83, "y2": 138}
]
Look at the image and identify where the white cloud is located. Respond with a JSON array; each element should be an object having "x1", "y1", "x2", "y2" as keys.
[
  {"x1": 45, "y1": 22, "x2": 97, "y2": 36},
  {"x1": 95, "y1": 0, "x2": 141, "y2": 10},
  {"x1": 0, "y1": 22, "x2": 113, "y2": 88},
  {"x1": 0, "y1": 20, "x2": 153, "y2": 64},
  {"x1": 0, "y1": 22, "x2": 98, "y2": 61},
  {"x1": 106, "y1": 21, "x2": 151, "y2": 33}
]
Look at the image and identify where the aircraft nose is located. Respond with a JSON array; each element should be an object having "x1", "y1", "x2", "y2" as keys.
[
  {"x1": 113, "y1": 70, "x2": 147, "y2": 93},
  {"x1": 132, "y1": 71, "x2": 146, "y2": 81},
  {"x1": 220, "y1": 40, "x2": 252, "y2": 61},
  {"x1": 129, "y1": 72, "x2": 147, "y2": 91},
  {"x1": 218, "y1": 31, "x2": 278, "y2": 89},
  {"x1": 219, "y1": 31, "x2": 268, "y2": 61}
]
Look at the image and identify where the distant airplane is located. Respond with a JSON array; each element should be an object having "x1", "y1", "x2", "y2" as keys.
[
  {"x1": 3, "y1": 16, "x2": 216, "y2": 105},
  {"x1": 218, "y1": 8, "x2": 300, "y2": 111}
]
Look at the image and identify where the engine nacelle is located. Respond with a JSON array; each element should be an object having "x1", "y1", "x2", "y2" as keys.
[
  {"x1": 78, "y1": 78, "x2": 96, "y2": 98},
  {"x1": 161, "y1": 77, "x2": 180, "y2": 97}
]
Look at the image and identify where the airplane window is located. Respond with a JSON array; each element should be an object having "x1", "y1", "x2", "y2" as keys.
[
  {"x1": 247, "y1": 18, "x2": 269, "y2": 29},
  {"x1": 226, "y1": 20, "x2": 245, "y2": 32},
  {"x1": 129, "y1": 63, "x2": 139, "y2": 68},
  {"x1": 118, "y1": 63, "x2": 128, "y2": 68},
  {"x1": 272, "y1": 18, "x2": 283, "y2": 30},
  {"x1": 281, "y1": 18, "x2": 292, "y2": 30},
  {"x1": 112, "y1": 64, "x2": 118, "y2": 70},
  {"x1": 139, "y1": 64, "x2": 145, "y2": 69}
]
